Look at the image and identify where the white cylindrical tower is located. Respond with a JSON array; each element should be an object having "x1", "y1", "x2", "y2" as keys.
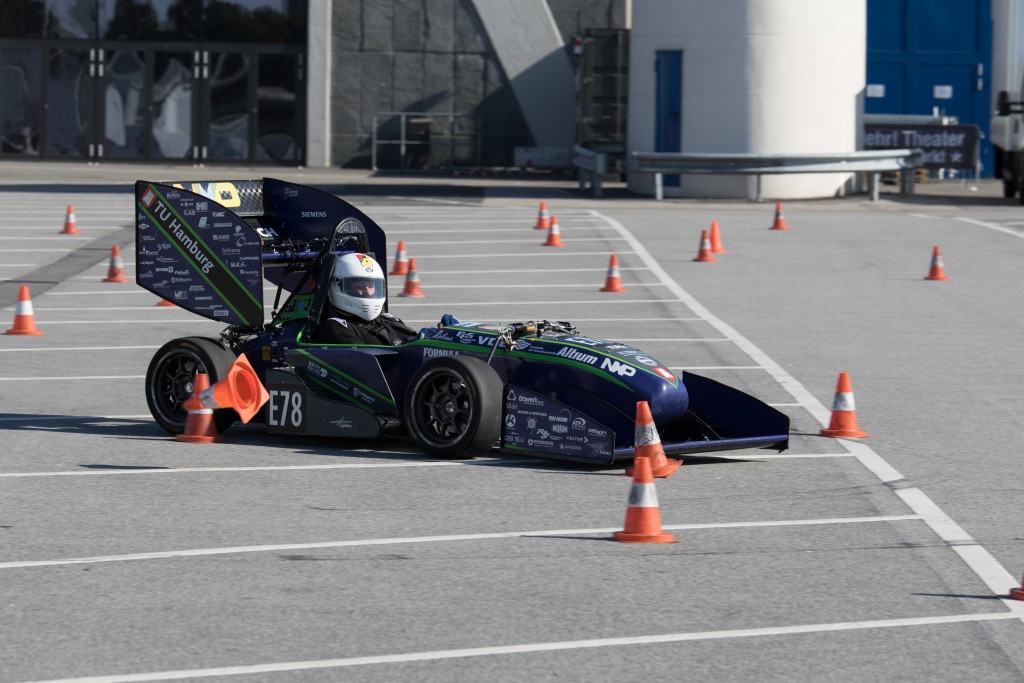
[{"x1": 627, "y1": 0, "x2": 867, "y2": 199}]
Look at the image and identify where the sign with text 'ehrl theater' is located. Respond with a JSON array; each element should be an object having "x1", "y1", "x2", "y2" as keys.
[{"x1": 864, "y1": 124, "x2": 979, "y2": 170}]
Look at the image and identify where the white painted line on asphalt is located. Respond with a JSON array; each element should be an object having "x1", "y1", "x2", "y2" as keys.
[
  {"x1": 390, "y1": 226, "x2": 605, "y2": 234},
  {"x1": 0, "y1": 515, "x2": 922, "y2": 570},
  {"x1": 418, "y1": 267, "x2": 647, "y2": 274},
  {"x1": 21, "y1": 320, "x2": 214, "y2": 324},
  {"x1": 37, "y1": 290, "x2": 152, "y2": 296},
  {"x1": 956, "y1": 216, "x2": 1024, "y2": 238},
  {"x1": 0, "y1": 264, "x2": 38, "y2": 267},
  {"x1": 0, "y1": 414, "x2": 150, "y2": 422},
  {"x1": 405, "y1": 237, "x2": 625, "y2": 245},
  {"x1": 0, "y1": 236, "x2": 92, "y2": 240},
  {"x1": 28, "y1": 307, "x2": 189, "y2": 311},
  {"x1": 0, "y1": 375, "x2": 144, "y2": 381},
  {"x1": 0, "y1": 346, "x2": 158, "y2": 353},
  {"x1": 0, "y1": 458, "x2": 537, "y2": 478},
  {"x1": 615, "y1": 338, "x2": 727, "y2": 342},
  {"x1": 0, "y1": 248, "x2": 72, "y2": 252},
  {"x1": 385, "y1": 283, "x2": 666, "y2": 290},
  {"x1": 909, "y1": 213, "x2": 932, "y2": 219},
  {"x1": 593, "y1": 209, "x2": 1024, "y2": 605},
  {"x1": 393, "y1": 251, "x2": 637, "y2": 259},
  {"x1": 402, "y1": 317, "x2": 702, "y2": 324},
  {"x1": 668, "y1": 366, "x2": 764, "y2": 370},
  {"x1": 391, "y1": 299, "x2": 684, "y2": 307},
  {"x1": 13, "y1": 611, "x2": 1018, "y2": 683},
  {"x1": 705, "y1": 453, "x2": 855, "y2": 460}
]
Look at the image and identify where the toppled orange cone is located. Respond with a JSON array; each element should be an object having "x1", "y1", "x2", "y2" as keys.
[
  {"x1": 534, "y1": 201, "x2": 551, "y2": 230},
  {"x1": 543, "y1": 215, "x2": 564, "y2": 246},
  {"x1": 769, "y1": 202, "x2": 790, "y2": 231},
  {"x1": 709, "y1": 220, "x2": 727, "y2": 253},
  {"x1": 820, "y1": 372, "x2": 868, "y2": 438},
  {"x1": 612, "y1": 456, "x2": 677, "y2": 544},
  {"x1": 600, "y1": 254, "x2": 627, "y2": 292},
  {"x1": 389, "y1": 240, "x2": 409, "y2": 276},
  {"x1": 176, "y1": 373, "x2": 224, "y2": 444},
  {"x1": 398, "y1": 257, "x2": 427, "y2": 298},
  {"x1": 625, "y1": 401, "x2": 681, "y2": 478},
  {"x1": 61, "y1": 205, "x2": 79, "y2": 235},
  {"x1": 5, "y1": 285, "x2": 43, "y2": 336},
  {"x1": 693, "y1": 230, "x2": 716, "y2": 262},
  {"x1": 183, "y1": 354, "x2": 269, "y2": 425},
  {"x1": 924, "y1": 245, "x2": 949, "y2": 281},
  {"x1": 102, "y1": 245, "x2": 129, "y2": 283},
  {"x1": 1010, "y1": 571, "x2": 1024, "y2": 600}
]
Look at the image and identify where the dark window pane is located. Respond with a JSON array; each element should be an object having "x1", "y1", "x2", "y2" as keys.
[
  {"x1": 46, "y1": 49, "x2": 91, "y2": 157},
  {"x1": 42, "y1": 0, "x2": 96, "y2": 39},
  {"x1": 152, "y1": 51, "x2": 195, "y2": 159},
  {"x1": 103, "y1": 49, "x2": 146, "y2": 157},
  {"x1": 100, "y1": 0, "x2": 202, "y2": 41},
  {"x1": 205, "y1": 0, "x2": 306, "y2": 44},
  {"x1": 1, "y1": 48, "x2": 42, "y2": 155},
  {"x1": 207, "y1": 51, "x2": 249, "y2": 159},
  {"x1": 256, "y1": 52, "x2": 297, "y2": 162}
]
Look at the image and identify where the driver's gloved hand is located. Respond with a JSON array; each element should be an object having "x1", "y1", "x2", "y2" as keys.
[{"x1": 440, "y1": 314, "x2": 461, "y2": 327}]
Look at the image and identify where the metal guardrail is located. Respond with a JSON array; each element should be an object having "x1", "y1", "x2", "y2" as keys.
[
  {"x1": 573, "y1": 145, "x2": 608, "y2": 197},
  {"x1": 631, "y1": 149, "x2": 924, "y2": 201}
]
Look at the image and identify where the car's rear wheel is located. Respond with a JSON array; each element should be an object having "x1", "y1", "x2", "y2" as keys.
[
  {"x1": 146, "y1": 337, "x2": 238, "y2": 434},
  {"x1": 404, "y1": 356, "x2": 502, "y2": 458}
]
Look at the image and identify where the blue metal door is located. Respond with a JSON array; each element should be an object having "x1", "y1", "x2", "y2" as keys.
[
  {"x1": 655, "y1": 50, "x2": 682, "y2": 187},
  {"x1": 866, "y1": 0, "x2": 993, "y2": 175}
]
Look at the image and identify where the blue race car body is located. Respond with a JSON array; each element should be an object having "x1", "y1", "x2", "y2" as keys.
[{"x1": 137, "y1": 178, "x2": 788, "y2": 463}]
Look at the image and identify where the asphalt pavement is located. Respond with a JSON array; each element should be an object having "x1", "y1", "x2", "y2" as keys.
[{"x1": 1, "y1": 161, "x2": 1023, "y2": 682}]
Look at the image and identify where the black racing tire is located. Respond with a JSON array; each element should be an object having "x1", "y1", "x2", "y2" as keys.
[
  {"x1": 145, "y1": 337, "x2": 238, "y2": 435},
  {"x1": 404, "y1": 355, "x2": 503, "y2": 458}
]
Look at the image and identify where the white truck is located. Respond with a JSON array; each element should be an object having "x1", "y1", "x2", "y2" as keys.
[{"x1": 991, "y1": 0, "x2": 1024, "y2": 200}]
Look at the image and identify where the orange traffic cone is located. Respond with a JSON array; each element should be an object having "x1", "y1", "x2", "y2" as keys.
[
  {"x1": 156, "y1": 298, "x2": 176, "y2": 307},
  {"x1": 612, "y1": 456, "x2": 678, "y2": 544},
  {"x1": 389, "y1": 240, "x2": 409, "y2": 276},
  {"x1": 61, "y1": 205, "x2": 79, "y2": 235},
  {"x1": 398, "y1": 257, "x2": 427, "y2": 298},
  {"x1": 5, "y1": 285, "x2": 43, "y2": 336},
  {"x1": 176, "y1": 373, "x2": 224, "y2": 444},
  {"x1": 600, "y1": 254, "x2": 627, "y2": 293},
  {"x1": 769, "y1": 202, "x2": 790, "y2": 231},
  {"x1": 533, "y1": 201, "x2": 551, "y2": 230},
  {"x1": 820, "y1": 372, "x2": 868, "y2": 438},
  {"x1": 183, "y1": 354, "x2": 269, "y2": 424},
  {"x1": 543, "y1": 215, "x2": 565, "y2": 247},
  {"x1": 1010, "y1": 571, "x2": 1024, "y2": 600},
  {"x1": 625, "y1": 401, "x2": 681, "y2": 478},
  {"x1": 709, "y1": 220, "x2": 727, "y2": 254},
  {"x1": 693, "y1": 230, "x2": 716, "y2": 262},
  {"x1": 102, "y1": 245, "x2": 129, "y2": 283},
  {"x1": 924, "y1": 245, "x2": 949, "y2": 281}
]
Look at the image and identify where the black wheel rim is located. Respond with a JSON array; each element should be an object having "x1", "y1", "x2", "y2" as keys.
[
  {"x1": 412, "y1": 367, "x2": 473, "y2": 447},
  {"x1": 152, "y1": 351, "x2": 208, "y2": 425}
]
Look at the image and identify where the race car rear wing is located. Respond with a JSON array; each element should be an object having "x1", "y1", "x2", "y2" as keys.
[{"x1": 134, "y1": 178, "x2": 389, "y2": 328}]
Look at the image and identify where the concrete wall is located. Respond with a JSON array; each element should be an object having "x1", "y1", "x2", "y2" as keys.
[
  {"x1": 627, "y1": 0, "x2": 866, "y2": 199},
  {"x1": 326, "y1": 0, "x2": 627, "y2": 169}
]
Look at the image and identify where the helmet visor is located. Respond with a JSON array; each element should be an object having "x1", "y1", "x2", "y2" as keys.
[{"x1": 338, "y1": 276, "x2": 385, "y2": 299}]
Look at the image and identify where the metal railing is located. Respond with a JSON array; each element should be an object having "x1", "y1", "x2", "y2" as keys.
[
  {"x1": 631, "y1": 149, "x2": 924, "y2": 201},
  {"x1": 371, "y1": 112, "x2": 482, "y2": 172},
  {"x1": 573, "y1": 145, "x2": 608, "y2": 197}
]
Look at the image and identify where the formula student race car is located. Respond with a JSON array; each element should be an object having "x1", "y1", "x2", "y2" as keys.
[{"x1": 136, "y1": 178, "x2": 789, "y2": 464}]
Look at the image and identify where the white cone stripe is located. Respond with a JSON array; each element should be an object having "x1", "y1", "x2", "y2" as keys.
[
  {"x1": 196, "y1": 387, "x2": 222, "y2": 409},
  {"x1": 111, "y1": 257, "x2": 124, "y2": 267},
  {"x1": 932, "y1": 256, "x2": 944, "y2": 266},
  {"x1": 634, "y1": 421, "x2": 662, "y2": 446},
  {"x1": 191, "y1": 408, "x2": 214, "y2": 415},
  {"x1": 608, "y1": 265, "x2": 621, "y2": 277},
  {"x1": 832, "y1": 391, "x2": 856, "y2": 411},
  {"x1": 627, "y1": 482, "x2": 659, "y2": 508},
  {"x1": 15, "y1": 300, "x2": 33, "y2": 315}
]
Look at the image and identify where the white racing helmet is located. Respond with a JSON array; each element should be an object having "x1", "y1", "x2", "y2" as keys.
[{"x1": 328, "y1": 252, "x2": 386, "y2": 321}]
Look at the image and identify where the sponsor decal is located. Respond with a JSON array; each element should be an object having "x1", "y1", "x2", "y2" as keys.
[
  {"x1": 636, "y1": 356, "x2": 657, "y2": 366},
  {"x1": 564, "y1": 336, "x2": 606, "y2": 347},
  {"x1": 654, "y1": 367, "x2": 675, "y2": 381},
  {"x1": 307, "y1": 361, "x2": 328, "y2": 379},
  {"x1": 505, "y1": 415, "x2": 516, "y2": 427},
  {"x1": 171, "y1": 182, "x2": 241, "y2": 208},
  {"x1": 556, "y1": 347, "x2": 599, "y2": 365},
  {"x1": 329, "y1": 418, "x2": 354, "y2": 429},
  {"x1": 572, "y1": 417, "x2": 586, "y2": 430},
  {"x1": 600, "y1": 357, "x2": 636, "y2": 377},
  {"x1": 302, "y1": 211, "x2": 328, "y2": 218},
  {"x1": 423, "y1": 347, "x2": 458, "y2": 359}
]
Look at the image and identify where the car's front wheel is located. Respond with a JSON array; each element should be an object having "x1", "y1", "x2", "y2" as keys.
[
  {"x1": 145, "y1": 337, "x2": 239, "y2": 434},
  {"x1": 404, "y1": 356, "x2": 503, "y2": 458}
]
